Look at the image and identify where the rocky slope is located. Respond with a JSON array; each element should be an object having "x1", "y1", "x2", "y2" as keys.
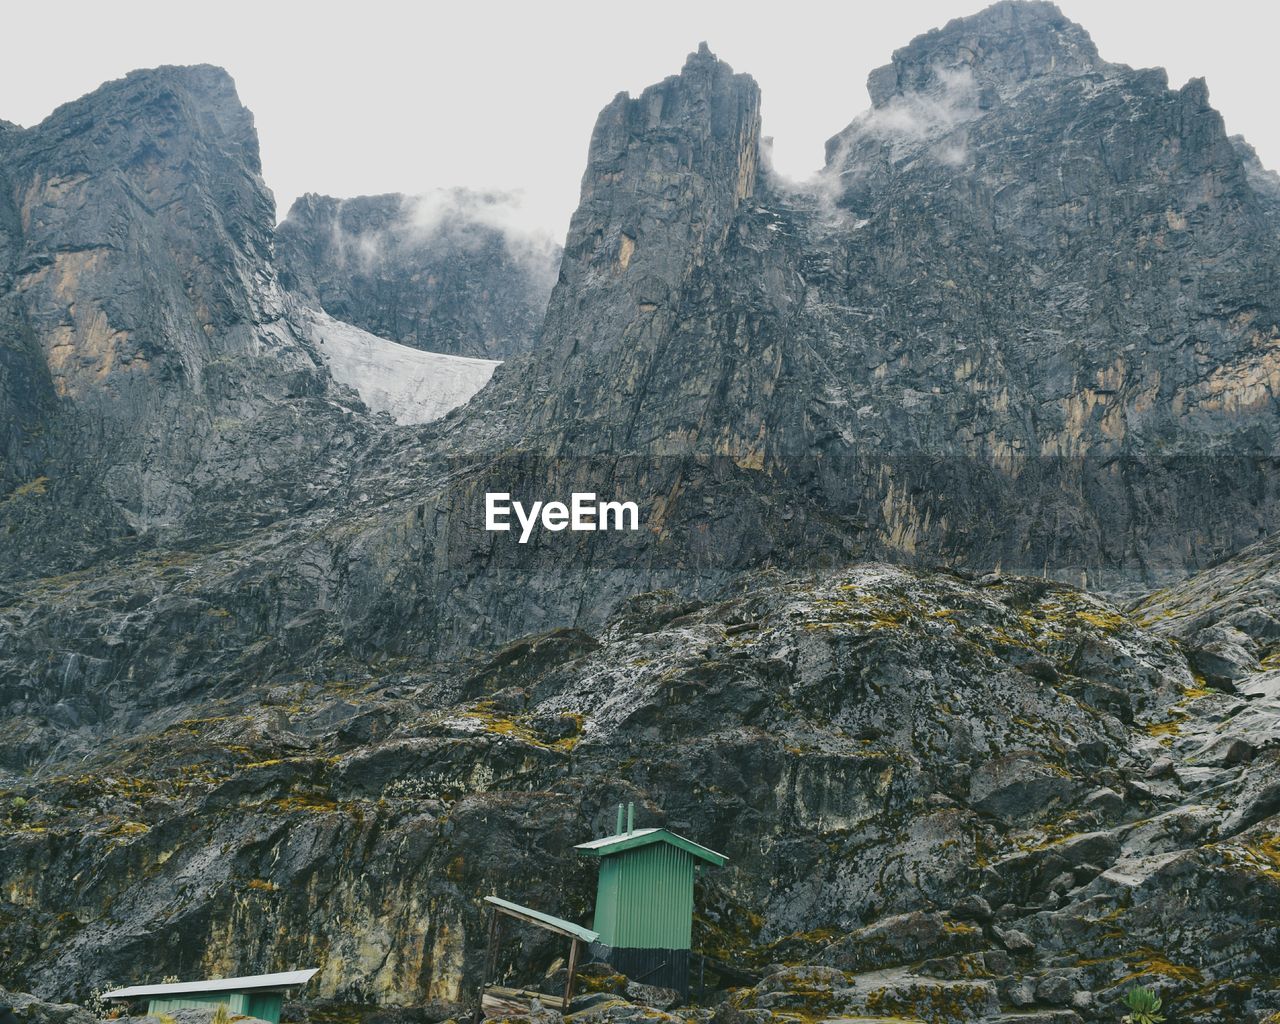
[
  {"x1": 2, "y1": 554, "x2": 1277, "y2": 1020},
  {"x1": 275, "y1": 191, "x2": 559, "y2": 358},
  {"x1": 4, "y1": 3, "x2": 1280, "y2": 1021}
]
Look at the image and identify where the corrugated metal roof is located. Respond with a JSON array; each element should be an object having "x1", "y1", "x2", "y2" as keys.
[
  {"x1": 102, "y1": 970, "x2": 318, "y2": 999},
  {"x1": 483, "y1": 895, "x2": 600, "y2": 943},
  {"x1": 574, "y1": 828, "x2": 727, "y2": 866}
]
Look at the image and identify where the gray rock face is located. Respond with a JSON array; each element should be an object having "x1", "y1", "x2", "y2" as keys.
[
  {"x1": 0, "y1": 988, "x2": 96, "y2": 1024},
  {"x1": 464, "y1": 6, "x2": 1280, "y2": 595},
  {"x1": 865, "y1": 0, "x2": 1102, "y2": 107},
  {"x1": 1135, "y1": 530, "x2": 1280, "y2": 656},
  {"x1": 10, "y1": 0, "x2": 1280, "y2": 687},
  {"x1": 4, "y1": 5, "x2": 1280, "y2": 1023},
  {"x1": 275, "y1": 190, "x2": 559, "y2": 358},
  {"x1": 0, "y1": 65, "x2": 372, "y2": 579},
  {"x1": 3, "y1": 557, "x2": 1278, "y2": 1019}
]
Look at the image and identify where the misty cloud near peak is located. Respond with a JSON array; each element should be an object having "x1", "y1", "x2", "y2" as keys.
[
  {"x1": 317, "y1": 188, "x2": 561, "y2": 289},
  {"x1": 765, "y1": 63, "x2": 983, "y2": 228},
  {"x1": 276, "y1": 188, "x2": 561, "y2": 360}
]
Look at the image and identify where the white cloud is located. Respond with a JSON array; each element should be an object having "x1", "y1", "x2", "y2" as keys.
[
  {"x1": 766, "y1": 63, "x2": 980, "y2": 227},
  {"x1": 319, "y1": 189, "x2": 560, "y2": 288}
]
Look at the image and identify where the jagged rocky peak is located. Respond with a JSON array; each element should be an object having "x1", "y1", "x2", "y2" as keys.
[
  {"x1": 575, "y1": 40, "x2": 761, "y2": 262},
  {"x1": 824, "y1": 1, "x2": 1243, "y2": 180},
  {"x1": 539, "y1": 42, "x2": 761, "y2": 368},
  {"x1": 0, "y1": 64, "x2": 359, "y2": 577},
  {"x1": 1232, "y1": 133, "x2": 1280, "y2": 232},
  {"x1": 30, "y1": 63, "x2": 275, "y2": 245},
  {"x1": 464, "y1": 5, "x2": 1280, "y2": 587},
  {"x1": 275, "y1": 189, "x2": 560, "y2": 359},
  {"x1": 468, "y1": 41, "x2": 768, "y2": 453},
  {"x1": 866, "y1": 0, "x2": 1102, "y2": 108},
  {"x1": 8, "y1": 62, "x2": 309, "y2": 409}
]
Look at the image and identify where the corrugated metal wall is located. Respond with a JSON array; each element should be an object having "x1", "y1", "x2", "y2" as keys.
[
  {"x1": 246, "y1": 993, "x2": 283, "y2": 1024},
  {"x1": 147, "y1": 992, "x2": 281, "y2": 1023},
  {"x1": 592, "y1": 843, "x2": 695, "y2": 951},
  {"x1": 148, "y1": 994, "x2": 247, "y2": 1016},
  {"x1": 608, "y1": 948, "x2": 691, "y2": 995}
]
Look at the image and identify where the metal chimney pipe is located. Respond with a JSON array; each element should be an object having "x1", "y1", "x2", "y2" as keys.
[
  {"x1": 616, "y1": 803, "x2": 625, "y2": 835},
  {"x1": 627, "y1": 802, "x2": 635, "y2": 834}
]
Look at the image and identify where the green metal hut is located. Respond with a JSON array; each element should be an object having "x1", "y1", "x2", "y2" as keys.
[
  {"x1": 102, "y1": 969, "x2": 317, "y2": 1024},
  {"x1": 575, "y1": 804, "x2": 727, "y2": 994}
]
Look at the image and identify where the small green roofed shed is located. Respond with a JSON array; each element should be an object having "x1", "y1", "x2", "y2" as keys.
[
  {"x1": 575, "y1": 804, "x2": 727, "y2": 995},
  {"x1": 102, "y1": 969, "x2": 317, "y2": 1024}
]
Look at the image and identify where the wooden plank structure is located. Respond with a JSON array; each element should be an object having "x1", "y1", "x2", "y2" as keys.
[{"x1": 474, "y1": 896, "x2": 599, "y2": 1023}]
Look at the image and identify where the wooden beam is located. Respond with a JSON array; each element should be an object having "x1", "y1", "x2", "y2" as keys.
[
  {"x1": 484, "y1": 987, "x2": 562, "y2": 1001},
  {"x1": 473, "y1": 907, "x2": 501, "y2": 1024},
  {"x1": 563, "y1": 938, "x2": 581, "y2": 1013}
]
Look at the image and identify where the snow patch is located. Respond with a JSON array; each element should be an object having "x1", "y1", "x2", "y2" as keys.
[{"x1": 301, "y1": 308, "x2": 499, "y2": 424}]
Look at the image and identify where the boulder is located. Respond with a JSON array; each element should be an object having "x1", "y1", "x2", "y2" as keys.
[
  {"x1": 820, "y1": 912, "x2": 983, "y2": 973},
  {"x1": 969, "y1": 756, "x2": 1080, "y2": 824},
  {"x1": 0, "y1": 990, "x2": 95, "y2": 1024}
]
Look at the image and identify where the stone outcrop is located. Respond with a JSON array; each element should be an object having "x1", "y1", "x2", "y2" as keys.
[
  {"x1": 0, "y1": 987, "x2": 96, "y2": 1024},
  {"x1": 275, "y1": 190, "x2": 559, "y2": 358},
  {"x1": 2, "y1": 557, "x2": 1278, "y2": 1020}
]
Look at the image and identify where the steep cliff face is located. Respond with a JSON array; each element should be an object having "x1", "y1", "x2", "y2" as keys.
[
  {"x1": 480, "y1": 42, "x2": 764, "y2": 447},
  {"x1": 275, "y1": 191, "x2": 559, "y2": 358},
  {"x1": 820, "y1": 0, "x2": 1280, "y2": 463},
  {"x1": 10, "y1": 65, "x2": 300, "y2": 406},
  {"x1": 0, "y1": 66, "x2": 375, "y2": 578},
  {"x1": 9, "y1": 7, "x2": 1280, "y2": 623},
  {"x1": 467, "y1": 4, "x2": 1280, "y2": 592},
  {"x1": 0, "y1": 118, "x2": 59, "y2": 501},
  {"x1": 0, "y1": 69, "x2": 498, "y2": 580}
]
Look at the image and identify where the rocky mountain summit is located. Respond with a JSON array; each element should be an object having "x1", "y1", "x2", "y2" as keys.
[
  {"x1": 3, "y1": 2, "x2": 1280, "y2": 1022},
  {"x1": 468, "y1": 1, "x2": 1280, "y2": 593},
  {"x1": 276, "y1": 190, "x2": 560, "y2": 359},
  {"x1": 0, "y1": 64, "x2": 356, "y2": 575},
  {"x1": 0, "y1": 66, "x2": 501, "y2": 581}
]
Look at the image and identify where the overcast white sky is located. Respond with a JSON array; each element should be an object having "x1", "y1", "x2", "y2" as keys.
[{"x1": 4, "y1": 1, "x2": 1278, "y2": 241}]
